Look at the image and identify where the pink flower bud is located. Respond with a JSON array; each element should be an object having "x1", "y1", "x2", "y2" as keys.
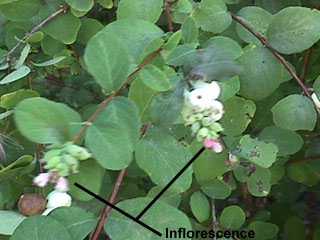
[
  {"x1": 55, "y1": 177, "x2": 69, "y2": 192},
  {"x1": 33, "y1": 173, "x2": 51, "y2": 187},
  {"x1": 203, "y1": 139, "x2": 224, "y2": 153}
]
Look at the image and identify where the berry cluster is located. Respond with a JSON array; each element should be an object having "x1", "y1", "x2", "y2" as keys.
[
  {"x1": 32, "y1": 143, "x2": 91, "y2": 215},
  {"x1": 182, "y1": 81, "x2": 224, "y2": 152},
  {"x1": 43, "y1": 142, "x2": 91, "y2": 177}
]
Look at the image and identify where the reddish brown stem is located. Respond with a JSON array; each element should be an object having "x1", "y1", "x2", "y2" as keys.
[
  {"x1": 301, "y1": 48, "x2": 313, "y2": 82},
  {"x1": 72, "y1": 48, "x2": 162, "y2": 144},
  {"x1": 6, "y1": 5, "x2": 68, "y2": 60},
  {"x1": 289, "y1": 155, "x2": 320, "y2": 164},
  {"x1": 90, "y1": 169, "x2": 127, "y2": 240},
  {"x1": 165, "y1": 0, "x2": 174, "y2": 32},
  {"x1": 231, "y1": 13, "x2": 311, "y2": 98},
  {"x1": 72, "y1": 49, "x2": 161, "y2": 239}
]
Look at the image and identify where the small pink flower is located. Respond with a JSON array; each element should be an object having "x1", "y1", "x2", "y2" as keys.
[
  {"x1": 33, "y1": 173, "x2": 51, "y2": 187},
  {"x1": 55, "y1": 177, "x2": 69, "y2": 192},
  {"x1": 203, "y1": 139, "x2": 224, "y2": 153}
]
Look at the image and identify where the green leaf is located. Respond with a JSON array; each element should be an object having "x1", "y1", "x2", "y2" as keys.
[
  {"x1": 107, "y1": 197, "x2": 192, "y2": 239},
  {"x1": 77, "y1": 18, "x2": 103, "y2": 45},
  {"x1": 69, "y1": 159, "x2": 105, "y2": 201},
  {"x1": 32, "y1": 56, "x2": 66, "y2": 67},
  {"x1": 14, "y1": 97, "x2": 82, "y2": 144},
  {"x1": 181, "y1": 17, "x2": 199, "y2": 44},
  {"x1": 313, "y1": 75, "x2": 320, "y2": 98},
  {"x1": 147, "y1": 186, "x2": 181, "y2": 207},
  {"x1": 128, "y1": 78, "x2": 156, "y2": 122},
  {"x1": 50, "y1": 207, "x2": 97, "y2": 240},
  {"x1": 11, "y1": 216, "x2": 72, "y2": 240},
  {"x1": 15, "y1": 44, "x2": 31, "y2": 69},
  {"x1": 236, "y1": 6, "x2": 272, "y2": 44},
  {"x1": 271, "y1": 94, "x2": 317, "y2": 131},
  {"x1": 190, "y1": 191, "x2": 210, "y2": 223},
  {"x1": 65, "y1": 0, "x2": 94, "y2": 12},
  {"x1": 117, "y1": 0, "x2": 163, "y2": 23},
  {"x1": 259, "y1": 126, "x2": 303, "y2": 156},
  {"x1": 43, "y1": 13, "x2": 81, "y2": 44},
  {"x1": 165, "y1": 44, "x2": 196, "y2": 66},
  {"x1": 287, "y1": 161, "x2": 320, "y2": 186},
  {"x1": 201, "y1": 179, "x2": 232, "y2": 200},
  {"x1": 192, "y1": 142, "x2": 229, "y2": 183},
  {"x1": 204, "y1": 36, "x2": 243, "y2": 60},
  {"x1": 247, "y1": 167, "x2": 271, "y2": 197},
  {"x1": 0, "y1": 155, "x2": 34, "y2": 182},
  {"x1": 101, "y1": 19, "x2": 163, "y2": 64},
  {"x1": 163, "y1": 31, "x2": 182, "y2": 51},
  {"x1": 267, "y1": 7, "x2": 320, "y2": 54},
  {"x1": 238, "y1": 135, "x2": 278, "y2": 168},
  {"x1": 238, "y1": 46, "x2": 288, "y2": 100},
  {"x1": 41, "y1": 35, "x2": 65, "y2": 56},
  {"x1": 0, "y1": 211, "x2": 25, "y2": 235},
  {"x1": 249, "y1": 221, "x2": 279, "y2": 240},
  {"x1": 150, "y1": 81, "x2": 185, "y2": 126},
  {"x1": 138, "y1": 65, "x2": 172, "y2": 92},
  {"x1": 84, "y1": 31, "x2": 130, "y2": 93},
  {"x1": 284, "y1": 217, "x2": 306, "y2": 240},
  {"x1": 0, "y1": 66, "x2": 31, "y2": 85},
  {"x1": 219, "y1": 76, "x2": 241, "y2": 101},
  {"x1": 97, "y1": 0, "x2": 113, "y2": 9},
  {"x1": 0, "y1": 89, "x2": 39, "y2": 109},
  {"x1": 219, "y1": 205, "x2": 246, "y2": 230},
  {"x1": 193, "y1": 0, "x2": 232, "y2": 33},
  {"x1": 85, "y1": 97, "x2": 141, "y2": 170},
  {"x1": 220, "y1": 96, "x2": 256, "y2": 136},
  {"x1": 135, "y1": 127, "x2": 193, "y2": 193},
  {"x1": 0, "y1": 0, "x2": 40, "y2": 21},
  {"x1": 0, "y1": 0, "x2": 19, "y2": 4}
]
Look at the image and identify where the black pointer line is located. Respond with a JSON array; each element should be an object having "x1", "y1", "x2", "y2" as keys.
[
  {"x1": 136, "y1": 147, "x2": 205, "y2": 219},
  {"x1": 74, "y1": 183, "x2": 162, "y2": 237},
  {"x1": 74, "y1": 147, "x2": 205, "y2": 237}
]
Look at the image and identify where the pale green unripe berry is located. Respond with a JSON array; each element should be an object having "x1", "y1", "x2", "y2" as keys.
[
  {"x1": 209, "y1": 122, "x2": 223, "y2": 132},
  {"x1": 191, "y1": 122, "x2": 201, "y2": 134},
  {"x1": 44, "y1": 149, "x2": 61, "y2": 162},
  {"x1": 65, "y1": 144, "x2": 91, "y2": 161},
  {"x1": 62, "y1": 154, "x2": 79, "y2": 173},
  {"x1": 44, "y1": 156, "x2": 60, "y2": 169},
  {"x1": 56, "y1": 163, "x2": 69, "y2": 177},
  {"x1": 202, "y1": 117, "x2": 213, "y2": 126},
  {"x1": 194, "y1": 113, "x2": 203, "y2": 121},
  {"x1": 197, "y1": 127, "x2": 209, "y2": 141},
  {"x1": 207, "y1": 131, "x2": 219, "y2": 139}
]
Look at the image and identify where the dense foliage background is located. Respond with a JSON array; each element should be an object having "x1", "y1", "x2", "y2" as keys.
[{"x1": 1, "y1": 0, "x2": 320, "y2": 239}]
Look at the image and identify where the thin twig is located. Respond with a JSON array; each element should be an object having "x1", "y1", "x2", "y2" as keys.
[
  {"x1": 72, "y1": 48, "x2": 162, "y2": 143},
  {"x1": 211, "y1": 200, "x2": 218, "y2": 240},
  {"x1": 5, "y1": 5, "x2": 68, "y2": 61},
  {"x1": 165, "y1": 0, "x2": 174, "y2": 32},
  {"x1": 289, "y1": 155, "x2": 320, "y2": 164},
  {"x1": 301, "y1": 48, "x2": 313, "y2": 82},
  {"x1": 90, "y1": 169, "x2": 127, "y2": 240},
  {"x1": 231, "y1": 13, "x2": 311, "y2": 98},
  {"x1": 72, "y1": 49, "x2": 161, "y2": 240},
  {"x1": 90, "y1": 124, "x2": 150, "y2": 240}
]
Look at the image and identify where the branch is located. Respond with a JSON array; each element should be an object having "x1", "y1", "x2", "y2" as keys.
[
  {"x1": 90, "y1": 169, "x2": 127, "y2": 240},
  {"x1": 165, "y1": 0, "x2": 174, "y2": 32},
  {"x1": 301, "y1": 48, "x2": 313, "y2": 82},
  {"x1": 231, "y1": 13, "x2": 312, "y2": 98},
  {"x1": 72, "y1": 49, "x2": 161, "y2": 240},
  {"x1": 289, "y1": 155, "x2": 320, "y2": 164},
  {"x1": 5, "y1": 5, "x2": 69, "y2": 61},
  {"x1": 90, "y1": 124, "x2": 150, "y2": 240},
  {"x1": 72, "y1": 47, "x2": 162, "y2": 143}
]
